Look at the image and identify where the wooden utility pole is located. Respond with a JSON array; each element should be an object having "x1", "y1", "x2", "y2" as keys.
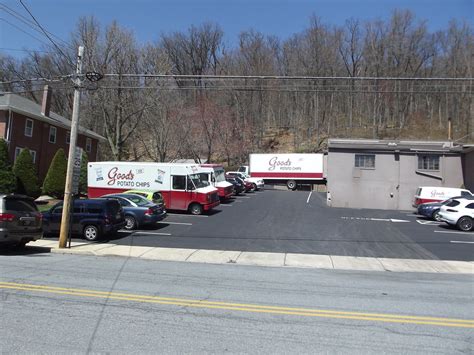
[{"x1": 59, "y1": 46, "x2": 84, "y2": 248}]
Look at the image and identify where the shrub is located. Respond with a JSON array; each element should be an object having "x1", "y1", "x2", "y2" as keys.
[
  {"x1": 79, "y1": 151, "x2": 89, "y2": 195},
  {"x1": 12, "y1": 148, "x2": 40, "y2": 197},
  {"x1": 42, "y1": 149, "x2": 67, "y2": 198},
  {"x1": 0, "y1": 139, "x2": 16, "y2": 193}
]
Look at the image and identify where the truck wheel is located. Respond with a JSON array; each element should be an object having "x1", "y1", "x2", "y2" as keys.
[
  {"x1": 125, "y1": 215, "x2": 137, "y2": 230},
  {"x1": 287, "y1": 180, "x2": 296, "y2": 190},
  {"x1": 83, "y1": 225, "x2": 99, "y2": 241},
  {"x1": 432, "y1": 210, "x2": 441, "y2": 221},
  {"x1": 189, "y1": 203, "x2": 203, "y2": 215},
  {"x1": 457, "y1": 217, "x2": 473, "y2": 232}
]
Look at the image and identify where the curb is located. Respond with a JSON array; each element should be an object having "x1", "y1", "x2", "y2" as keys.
[{"x1": 31, "y1": 240, "x2": 473, "y2": 275}]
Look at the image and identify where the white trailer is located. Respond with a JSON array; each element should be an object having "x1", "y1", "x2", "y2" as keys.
[{"x1": 240, "y1": 153, "x2": 325, "y2": 190}]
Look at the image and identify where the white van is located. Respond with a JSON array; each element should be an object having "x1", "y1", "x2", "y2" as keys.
[{"x1": 412, "y1": 186, "x2": 473, "y2": 207}]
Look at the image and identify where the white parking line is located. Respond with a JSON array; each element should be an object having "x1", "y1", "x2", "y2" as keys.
[
  {"x1": 158, "y1": 221, "x2": 192, "y2": 226},
  {"x1": 237, "y1": 196, "x2": 251, "y2": 199},
  {"x1": 417, "y1": 220, "x2": 444, "y2": 225},
  {"x1": 133, "y1": 231, "x2": 172, "y2": 236},
  {"x1": 434, "y1": 230, "x2": 474, "y2": 235},
  {"x1": 306, "y1": 191, "x2": 312, "y2": 203},
  {"x1": 234, "y1": 200, "x2": 243, "y2": 203},
  {"x1": 405, "y1": 214, "x2": 419, "y2": 217},
  {"x1": 450, "y1": 241, "x2": 474, "y2": 244},
  {"x1": 219, "y1": 204, "x2": 233, "y2": 207},
  {"x1": 167, "y1": 213, "x2": 208, "y2": 218}
]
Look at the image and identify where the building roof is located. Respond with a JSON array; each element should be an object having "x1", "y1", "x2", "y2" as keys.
[
  {"x1": 0, "y1": 93, "x2": 106, "y2": 142},
  {"x1": 328, "y1": 138, "x2": 463, "y2": 153}
]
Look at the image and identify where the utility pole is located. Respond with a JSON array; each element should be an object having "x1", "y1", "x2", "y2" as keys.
[{"x1": 59, "y1": 46, "x2": 84, "y2": 248}]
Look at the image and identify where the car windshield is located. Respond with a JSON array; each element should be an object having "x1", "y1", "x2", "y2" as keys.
[
  {"x1": 189, "y1": 174, "x2": 208, "y2": 189},
  {"x1": 214, "y1": 169, "x2": 226, "y2": 182}
]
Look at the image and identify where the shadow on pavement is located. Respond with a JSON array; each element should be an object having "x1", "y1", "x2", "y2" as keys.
[{"x1": 0, "y1": 245, "x2": 51, "y2": 256}]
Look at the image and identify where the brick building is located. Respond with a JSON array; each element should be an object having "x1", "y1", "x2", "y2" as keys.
[{"x1": 0, "y1": 88, "x2": 106, "y2": 181}]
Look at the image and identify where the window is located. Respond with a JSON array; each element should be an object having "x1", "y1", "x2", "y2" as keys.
[
  {"x1": 355, "y1": 154, "x2": 375, "y2": 169},
  {"x1": 172, "y1": 175, "x2": 186, "y2": 190},
  {"x1": 30, "y1": 150, "x2": 36, "y2": 163},
  {"x1": 86, "y1": 138, "x2": 92, "y2": 153},
  {"x1": 14, "y1": 147, "x2": 36, "y2": 163},
  {"x1": 418, "y1": 155, "x2": 439, "y2": 171},
  {"x1": 461, "y1": 191, "x2": 472, "y2": 197},
  {"x1": 48, "y1": 126, "x2": 57, "y2": 143},
  {"x1": 24, "y1": 119, "x2": 33, "y2": 137},
  {"x1": 66, "y1": 131, "x2": 70, "y2": 144},
  {"x1": 466, "y1": 203, "x2": 474, "y2": 209},
  {"x1": 86, "y1": 203, "x2": 102, "y2": 214},
  {"x1": 446, "y1": 200, "x2": 460, "y2": 207}
]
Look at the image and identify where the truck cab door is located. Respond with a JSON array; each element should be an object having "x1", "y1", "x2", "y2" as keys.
[{"x1": 170, "y1": 175, "x2": 188, "y2": 210}]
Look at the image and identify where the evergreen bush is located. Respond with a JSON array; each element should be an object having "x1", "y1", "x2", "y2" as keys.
[
  {"x1": 0, "y1": 139, "x2": 16, "y2": 193},
  {"x1": 12, "y1": 148, "x2": 40, "y2": 197},
  {"x1": 42, "y1": 149, "x2": 67, "y2": 198}
]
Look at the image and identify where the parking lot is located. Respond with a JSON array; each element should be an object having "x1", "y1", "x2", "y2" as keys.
[{"x1": 44, "y1": 188, "x2": 474, "y2": 262}]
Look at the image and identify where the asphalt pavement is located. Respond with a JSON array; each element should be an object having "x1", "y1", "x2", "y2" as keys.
[
  {"x1": 1, "y1": 253, "x2": 472, "y2": 353},
  {"x1": 47, "y1": 188, "x2": 474, "y2": 262}
]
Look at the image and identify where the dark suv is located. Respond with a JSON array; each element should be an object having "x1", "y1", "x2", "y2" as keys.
[
  {"x1": 42, "y1": 199, "x2": 126, "y2": 241},
  {"x1": 0, "y1": 194, "x2": 43, "y2": 248}
]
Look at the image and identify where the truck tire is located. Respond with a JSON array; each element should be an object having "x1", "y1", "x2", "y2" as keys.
[
  {"x1": 83, "y1": 225, "x2": 99, "y2": 241},
  {"x1": 287, "y1": 180, "x2": 297, "y2": 190},
  {"x1": 189, "y1": 203, "x2": 203, "y2": 215}
]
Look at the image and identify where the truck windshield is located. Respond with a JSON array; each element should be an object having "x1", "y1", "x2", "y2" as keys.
[
  {"x1": 189, "y1": 174, "x2": 209, "y2": 189},
  {"x1": 214, "y1": 169, "x2": 225, "y2": 182}
]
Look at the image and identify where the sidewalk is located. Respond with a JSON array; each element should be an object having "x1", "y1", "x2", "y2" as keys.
[{"x1": 30, "y1": 239, "x2": 473, "y2": 275}]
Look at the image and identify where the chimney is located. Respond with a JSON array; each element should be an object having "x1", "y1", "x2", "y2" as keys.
[{"x1": 41, "y1": 85, "x2": 52, "y2": 117}]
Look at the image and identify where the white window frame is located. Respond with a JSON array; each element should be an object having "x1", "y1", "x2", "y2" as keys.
[
  {"x1": 30, "y1": 150, "x2": 36, "y2": 163},
  {"x1": 24, "y1": 119, "x2": 33, "y2": 137},
  {"x1": 49, "y1": 126, "x2": 57, "y2": 143},
  {"x1": 86, "y1": 137, "x2": 92, "y2": 153}
]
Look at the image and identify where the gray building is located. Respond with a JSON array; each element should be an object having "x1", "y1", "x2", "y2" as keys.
[{"x1": 327, "y1": 139, "x2": 471, "y2": 211}]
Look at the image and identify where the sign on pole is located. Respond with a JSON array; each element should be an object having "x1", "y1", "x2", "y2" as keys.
[{"x1": 71, "y1": 146, "x2": 83, "y2": 194}]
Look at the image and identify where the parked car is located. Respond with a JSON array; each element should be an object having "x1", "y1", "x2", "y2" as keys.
[
  {"x1": 101, "y1": 193, "x2": 167, "y2": 230},
  {"x1": 124, "y1": 189, "x2": 165, "y2": 206},
  {"x1": 226, "y1": 177, "x2": 245, "y2": 195},
  {"x1": 226, "y1": 171, "x2": 264, "y2": 191},
  {"x1": 438, "y1": 197, "x2": 474, "y2": 231},
  {"x1": 0, "y1": 194, "x2": 43, "y2": 248},
  {"x1": 417, "y1": 196, "x2": 463, "y2": 221},
  {"x1": 234, "y1": 176, "x2": 253, "y2": 193},
  {"x1": 42, "y1": 198, "x2": 126, "y2": 241}
]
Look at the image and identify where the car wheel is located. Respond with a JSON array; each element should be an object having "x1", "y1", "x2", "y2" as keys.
[
  {"x1": 287, "y1": 180, "x2": 296, "y2": 190},
  {"x1": 83, "y1": 225, "x2": 99, "y2": 241},
  {"x1": 251, "y1": 183, "x2": 257, "y2": 192},
  {"x1": 189, "y1": 203, "x2": 203, "y2": 215},
  {"x1": 457, "y1": 216, "x2": 473, "y2": 232},
  {"x1": 125, "y1": 215, "x2": 137, "y2": 230},
  {"x1": 432, "y1": 210, "x2": 442, "y2": 221}
]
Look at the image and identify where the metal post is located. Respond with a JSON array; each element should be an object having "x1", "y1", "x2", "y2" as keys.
[{"x1": 59, "y1": 46, "x2": 84, "y2": 248}]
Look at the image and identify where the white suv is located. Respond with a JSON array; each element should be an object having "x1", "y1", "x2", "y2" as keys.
[
  {"x1": 438, "y1": 197, "x2": 474, "y2": 231},
  {"x1": 227, "y1": 172, "x2": 264, "y2": 191}
]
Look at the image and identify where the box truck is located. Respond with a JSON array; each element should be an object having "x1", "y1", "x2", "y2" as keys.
[
  {"x1": 88, "y1": 162, "x2": 220, "y2": 215},
  {"x1": 199, "y1": 164, "x2": 234, "y2": 200},
  {"x1": 239, "y1": 153, "x2": 325, "y2": 190}
]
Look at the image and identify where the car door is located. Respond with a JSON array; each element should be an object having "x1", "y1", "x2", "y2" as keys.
[{"x1": 48, "y1": 203, "x2": 63, "y2": 234}]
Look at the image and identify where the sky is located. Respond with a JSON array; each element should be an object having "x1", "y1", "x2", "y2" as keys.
[{"x1": 0, "y1": 0, "x2": 472, "y2": 58}]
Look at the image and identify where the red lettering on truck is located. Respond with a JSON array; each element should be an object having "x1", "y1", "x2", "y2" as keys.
[{"x1": 107, "y1": 167, "x2": 135, "y2": 186}]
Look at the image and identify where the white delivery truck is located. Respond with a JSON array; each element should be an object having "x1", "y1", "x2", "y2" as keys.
[
  {"x1": 239, "y1": 153, "x2": 325, "y2": 190},
  {"x1": 88, "y1": 162, "x2": 220, "y2": 215},
  {"x1": 199, "y1": 164, "x2": 234, "y2": 200}
]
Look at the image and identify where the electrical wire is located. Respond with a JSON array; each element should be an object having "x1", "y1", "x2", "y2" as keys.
[
  {"x1": 18, "y1": 0, "x2": 75, "y2": 68},
  {"x1": 0, "y1": 17, "x2": 50, "y2": 47},
  {"x1": 0, "y1": 3, "x2": 73, "y2": 50},
  {"x1": 0, "y1": 75, "x2": 72, "y2": 85},
  {"x1": 0, "y1": 47, "x2": 55, "y2": 54}
]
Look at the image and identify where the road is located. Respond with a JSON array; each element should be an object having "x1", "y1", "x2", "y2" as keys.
[
  {"x1": 52, "y1": 189, "x2": 474, "y2": 261},
  {"x1": 1, "y1": 253, "x2": 472, "y2": 353}
]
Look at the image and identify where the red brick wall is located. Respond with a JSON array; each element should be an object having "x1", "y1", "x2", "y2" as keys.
[{"x1": 7, "y1": 111, "x2": 100, "y2": 181}]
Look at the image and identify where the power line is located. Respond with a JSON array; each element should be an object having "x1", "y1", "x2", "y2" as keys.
[
  {"x1": 0, "y1": 3, "x2": 72, "y2": 50},
  {"x1": 102, "y1": 74, "x2": 474, "y2": 81},
  {"x1": 0, "y1": 47, "x2": 55, "y2": 53},
  {"x1": 0, "y1": 75, "x2": 72, "y2": 85},
  {"x1": 18, "y1": 0, "x2": 75, "y2": 68},
  {"x1": 0, "y1": 17, "x2": 50, "y2": 47}
]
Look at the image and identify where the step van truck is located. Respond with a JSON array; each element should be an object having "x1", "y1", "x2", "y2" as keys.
[
  {"x1": 199, "y1": 164, "x2": 234, "y2": 200},
  {"x1": 88, "y1": 162, "x2": 220, "y2": 215},
  {"x1": 239, "y1": 153, "x2": 325, "y2": 190}
]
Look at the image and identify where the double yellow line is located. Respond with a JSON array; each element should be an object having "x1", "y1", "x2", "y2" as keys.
[{"x1": 1, "y1": 281, "x2": 473, "y2": 328}]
